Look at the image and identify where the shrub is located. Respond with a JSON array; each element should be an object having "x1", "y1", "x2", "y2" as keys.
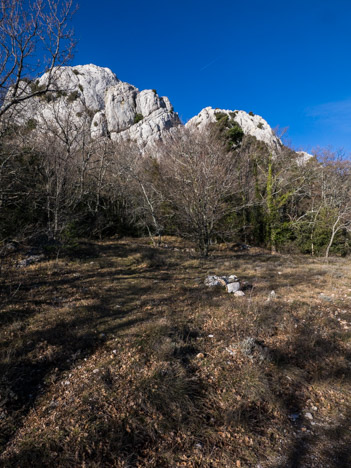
[
  {"x1": 67, "y1": 90, "x2": 79, "y2": 103},
  {"x1": 215, "y1": 112, "x2": 244, "y2": 149},
  {"x1": 26, "y1": 118, "x2": 37, "y2": 131},
  {"x1": 134, "y1": 113, "x2": 144, "y2": 124},
  {"x1": 257, "y1": 122, "x2": 264, "y2": 129},
  {"x1": 73, "y1": 69, "x2": 80, "y2": 75},
  {"x1": 152, "y1": 89, "x2": 157, "y2": 94},
  {"x1": 30, "y1": 81, "x2": 46, "y2": 94},
  {"x1": 249, "y1": 111, "x2": 255, "y2": 117},
  {"x1": 78, "y1": 84, "x2": 84, "y2": 92}
]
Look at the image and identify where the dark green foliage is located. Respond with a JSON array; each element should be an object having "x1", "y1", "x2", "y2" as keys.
[
  {"x1": 26, "y1": 118, "x2": 37, "y2": 131},
  {"x1": 30, "y1": 81, "x2": 46, "y2": 94},
  {"x1": 214, "y1": 112, "x2": 244, "y2": 149},
  {"x1": 257, "y1": 122, "x2": 264, "y2": 129},
  {"x1": 67, "y1": 90, "x2": 79, "y2": 102},
  {"x1": 73, "y1": 69, "x2": 80, "y2": 75},
  {"x1": 78, "y1": 84, "x2": 84, "y2": 92},
  {"x1": 134, "y1": 113, "x2": 144, "y2": 124}
]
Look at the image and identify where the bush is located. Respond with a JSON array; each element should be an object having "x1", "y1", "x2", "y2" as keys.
[
  {"x1": 30, "y1": 81, "x2": 46, "y2": 94},
  {"x1": 67, "y1": 90, "x2": 79, "y2": 103},
  {"x1": 26, "y1": 119, "x2": 37, "y2": 131},
  {"x1": 134, "y1": 113, "x2": 144, "y2": 124}
]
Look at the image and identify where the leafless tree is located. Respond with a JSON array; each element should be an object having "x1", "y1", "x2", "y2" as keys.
[
  {"x1": 158, "y1": 127, "x2": 245, "y2": 257},
  {"x1": 317, "y1": 152, "x2": 351, "y2": 258},
  {"x1": 0, "y1": 0, "x2": 76, "y2": 120}
]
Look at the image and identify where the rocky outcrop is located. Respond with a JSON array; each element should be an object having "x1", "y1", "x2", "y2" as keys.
[
  {"x1": 186, "y1": 106, "x2": 282, "y2": 151},
  {"x1": 7, "y1": 64, "x2": 181, "y2": 150},
  {"x1": 5, "y1": 64, "x2": 299, "y2": 154}
]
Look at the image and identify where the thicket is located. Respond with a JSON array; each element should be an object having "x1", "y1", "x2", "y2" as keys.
[{"x1": 1, "y1": 109, "x2": 351, "y2": 258}]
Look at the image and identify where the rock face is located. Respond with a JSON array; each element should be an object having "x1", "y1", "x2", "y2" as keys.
[
  {"x1": 9, "y1": 64, "x2": 181, "y2": 150},
  {"x1": 186, "y1": 106, "x2": 282, "y2": 151},
  {"x1": 5, "y1": 64, "x2": 290, "y2": 153}
]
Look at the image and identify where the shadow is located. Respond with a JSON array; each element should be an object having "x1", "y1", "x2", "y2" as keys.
[{"x1": 1, "y1": 240, "x2": 351, "y2": 467}]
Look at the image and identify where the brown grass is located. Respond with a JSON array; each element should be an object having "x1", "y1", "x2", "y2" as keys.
[{"x1": 0, "y1": 237, "x2": 350, "y2": 467}]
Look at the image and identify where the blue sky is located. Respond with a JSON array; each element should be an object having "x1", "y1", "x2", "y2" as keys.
[{"x1": 72, "y1": 0, "x2": 351, "y2": 154}]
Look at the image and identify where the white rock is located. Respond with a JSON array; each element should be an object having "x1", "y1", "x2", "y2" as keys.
[
  {"x1": 226, "y1": 282, "x2": 241, "y2": 293},
  {"x1": 228, "y1": 275, "x2": 239, "y2": 283},
  {"x1": 105, "y1": 82, "x2": 138, "y2": 133},
  {"x1": 296, "y1": 151, "x2": 314, "y2": 166},
  {"x1": 3, "y1": 64, "x2": 180, "y2": 150},
  {"x1": 186, "y1": 106, "x2": 281, "y2": 151},
  {"x1": 234, "y1": 290, "x2": 245, "y2": 297}
]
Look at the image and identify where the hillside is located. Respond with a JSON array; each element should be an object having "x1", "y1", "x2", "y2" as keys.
[{"x1": 1, "y1": 238, "x2": 350, "y2": 467}]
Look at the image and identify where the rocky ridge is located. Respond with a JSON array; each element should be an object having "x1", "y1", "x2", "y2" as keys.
[
  {"x1": 185, "y1": 106, "x2": 282, "y2": 151},
  {"x1": 5, "y1": 64, "x2": 292, "y2": 152},
  {"x1": 8, "y1": 64, "x2": 181, "y2": 150}
]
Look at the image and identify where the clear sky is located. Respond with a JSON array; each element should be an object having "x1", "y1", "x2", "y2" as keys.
[{"x1": 72, "y1": 0, "x2": 351, "y2": 154}]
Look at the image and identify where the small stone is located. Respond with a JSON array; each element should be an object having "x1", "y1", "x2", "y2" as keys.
[
  {"x1": 227, "y1": 282, "x2": 241, "y2": 293},
  {"x1": 305, "y1": 412, "x2": 313, "y2": 420},
  {"x1": 195, "y1": 353, "x2": 205, "y2": 359},
  {"x1": 234, "y1": 290, "x2": 245, "y2": 297},
  {"x1": 93, "y1": 369, "x2": 99, "y2": 374},
  {"x1": 112, "y1": 349, "x2": 117, "y2": 355},
  {"x1": 269, "y1": 290, "x2": 276, "y2": 299},
  {"x1": 227, "y1": 274, "x2": 239, "y2": 283},
  {"x1": 208, "y1": 334, "x2": 214, "y2": 338}
]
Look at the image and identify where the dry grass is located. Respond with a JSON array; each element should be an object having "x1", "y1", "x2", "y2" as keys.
[{"x1": 0, "y1": 237, "x2": 350, "y2": 467}]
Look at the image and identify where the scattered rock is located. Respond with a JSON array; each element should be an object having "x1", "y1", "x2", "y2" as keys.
[
  {"x1": 239, "y1": 337, "x2": 270, "y2": 362},
  {"x1": 17, "y1": 254, "x2": 45, "y2": 268},
  {"x1": 205, "y1": 274, "x2": 246, "y2": 295},
  {"x1": 93, "y1": 369, "x2": 99, "y2": 374},
  {"x1": 305, "y1": 412, "x2": 313, "y2": 420},
  {"x1": 234, "y1": 290, "x2": 245, "y2": 297},
  {"x1": 319, "y1": 293, "x2": 332, "y2": 302},
  {"x1": 227, "y1": 282, "x2": 241, "y2": 293},
  {"x1": 195, "y1": 353, "x2": 205, "y2": 359},
  {"x1": 205, "y1": 275, "x2": 227, "y2": 287}
]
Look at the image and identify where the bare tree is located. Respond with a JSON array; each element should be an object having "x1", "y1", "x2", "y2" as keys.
[
  {"x1": 159, "y1": 127, "x2": 244, "y2": 257},
  {"x1": 0, "y1": 0, "x2": 76, "y2": 120},
  {"x1": 317, "y1": 154, "x2": 351, "y2": 258}
]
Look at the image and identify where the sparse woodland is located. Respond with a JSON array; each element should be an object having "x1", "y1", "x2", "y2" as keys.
[
  {"x1": 1, "y1": 2, "x2": 351, "y2": 468},
  {"x1": 1, "y1": 105, "x2": 351, "y2": 258}
]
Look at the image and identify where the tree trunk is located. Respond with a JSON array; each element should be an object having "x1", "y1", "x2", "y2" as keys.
[{"x1": 325, "y1": 218, "x2": 340, "y2": 259}]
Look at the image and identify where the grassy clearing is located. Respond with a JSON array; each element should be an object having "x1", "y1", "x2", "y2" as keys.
[{"x1": 0, "y1": 238, "x2": 351, "y2": 467}]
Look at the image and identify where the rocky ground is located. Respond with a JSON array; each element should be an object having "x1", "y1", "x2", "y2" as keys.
[{"x1": 0, "y1": 238, "x2": 350, "y2": 467}]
